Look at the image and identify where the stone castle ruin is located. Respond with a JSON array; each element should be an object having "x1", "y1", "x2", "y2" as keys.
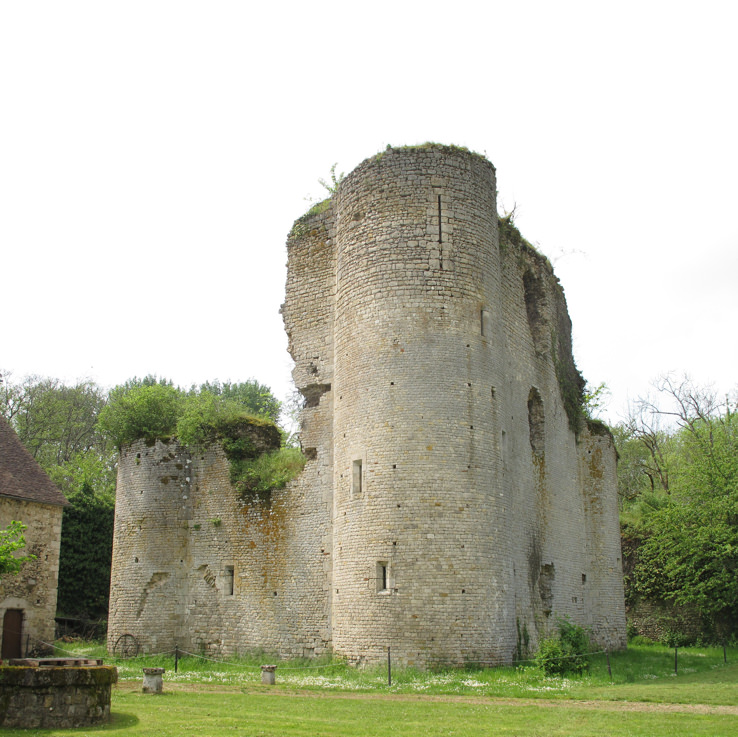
[{"x1": 108, "y1": 145, "x2": 626, "y2": 667}]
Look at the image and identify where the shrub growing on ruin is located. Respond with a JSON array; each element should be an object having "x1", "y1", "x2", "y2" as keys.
[
  {"x1": 97, "y1": 384, "x2": 182, "y2": 447},
  {"x1": 230, "y1": 447, "x2": 306, "y2": 496}
]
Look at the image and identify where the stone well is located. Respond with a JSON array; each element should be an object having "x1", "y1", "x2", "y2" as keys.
[{"x1": 0, "y1": 658, "x2": 117, "y2": 729}]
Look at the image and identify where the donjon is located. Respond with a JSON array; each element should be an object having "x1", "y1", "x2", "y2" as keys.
[{"x1": 108, "y1": 145, "x2": 626, "y2": 666}]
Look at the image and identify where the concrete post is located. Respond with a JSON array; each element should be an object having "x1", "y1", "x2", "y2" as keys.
[
  {"x1": 260, "y1": 665, "x2": 277, "y2": 685},
  {"x1": 142, "y1": 667, "x2": 165, "y2": 693}
]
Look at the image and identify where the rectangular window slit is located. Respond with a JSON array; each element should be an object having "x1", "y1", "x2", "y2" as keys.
[
  {"x1": 376, "y1": 561, "x2": 389, "y2": 592},
  {"x1": 352, "y1": 459, "x2": 363, "y2": 496},
  {"x1": 437, "y1": 194, "x2": 442, "y2": 244},
  {"x1": 225, "y1": 565, "x2": 234, "y2": 596}
]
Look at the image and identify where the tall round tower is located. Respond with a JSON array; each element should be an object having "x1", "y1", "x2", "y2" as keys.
[{"x1": 329, "y1": 146, "x2": 515, "y2": 666}]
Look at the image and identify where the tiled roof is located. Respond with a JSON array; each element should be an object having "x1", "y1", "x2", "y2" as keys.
[{"x1": 0, "y1": 416, "x2": 69, "y2": 507}]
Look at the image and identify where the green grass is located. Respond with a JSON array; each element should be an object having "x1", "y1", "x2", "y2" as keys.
[
  {"x1": 3, "y1": 640, "x2": 729, "y2": 736},
  {"x1": 2, "y1": 688, "x2": 737, "y2": 737},
  {"x1": 53, "y1": 640, "x2": 737, "y2": 702}
]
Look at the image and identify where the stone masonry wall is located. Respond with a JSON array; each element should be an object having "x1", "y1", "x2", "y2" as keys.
[
  {"x1": 108, "y1": 437, "x2": 332, "y2": 657},
  {"x1": 0, "y1": 665, "x2": 116, "y2": 729},
  {"x1": 0, "y1": 498, "x2": 63, "y2": 654},
  {"x1": 109, "y1": 144, "x2": 626, "y2": 666},
  {"x1": 328, "y1": 148, "x2": 514, "y2": 666},
  {"x1": 286, "y1": 145, "x2": 626, "y2": 665}
]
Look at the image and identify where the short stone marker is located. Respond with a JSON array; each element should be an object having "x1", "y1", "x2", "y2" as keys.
[
  {"x1": 142, "y1": 667, "x2": 165, "y2": 694},
  {"x1": 260, "y1": 664, "x2": 277, "y2": 685}
]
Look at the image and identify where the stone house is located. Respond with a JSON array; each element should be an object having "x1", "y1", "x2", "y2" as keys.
[{"x1": 0, "y1": 416, "x2": 68, "y2": 657}]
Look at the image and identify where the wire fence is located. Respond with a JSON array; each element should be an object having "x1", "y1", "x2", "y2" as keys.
[{"x1": 20, "y1": 632, "x2": 734, "y2": 686}]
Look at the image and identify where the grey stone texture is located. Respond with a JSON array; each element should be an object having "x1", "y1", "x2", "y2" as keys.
[
  {"x1": 0, "y1": 665, "x2": 116, "y2": 728},
  {"x1": 108, "y1": 145, "x2": 626, "y2": 668},
  {"x1": 142, "y1": 667, "x2": 165, "y2": 693}
]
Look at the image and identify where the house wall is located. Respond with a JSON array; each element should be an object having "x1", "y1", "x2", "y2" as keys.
[{"x1": 0, "y1": 498, "x2": 64, "y2": 654}]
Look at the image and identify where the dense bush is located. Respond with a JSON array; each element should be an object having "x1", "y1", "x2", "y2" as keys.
[
  {"x1": 535, "y1": 617, "x2": 591, "y2": 675},
  {"x1": 98, "y1": 380, "x2": 303, "y2": 496},
  {"x1": 97, "y1": 383, "x2": 182, "y2": 447},
  {"x1": 98, "y1": 379, "x2": 283, "y2": 450},
  {"x1": 230, "y1": 447, "x2": 307, "y2": 496}
]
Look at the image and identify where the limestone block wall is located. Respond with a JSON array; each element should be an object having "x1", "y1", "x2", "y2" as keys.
[
  {"x1": 327, "y1": 148, "x2": 515, "y2": 667},
  {"x1": 577, "y1": 424, "x2": 628, "y2": 649},
  {"x1": 285, "y1": 145, "x2": 626, "y2": 665},
  {"x1": 109, "y1": 143, "x2": 626, "y2": 667},
  {"x1": 496, "y1": 224, "x2": 625, "y2": 654},
  {"x1": 108, "y1": 438, "x2": 332, "y2": 657},
  {"x1": 0, "y1": 498, "x2": 63, "y2": 653}
]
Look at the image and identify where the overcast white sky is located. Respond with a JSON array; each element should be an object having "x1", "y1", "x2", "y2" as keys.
[{"x1": 2, "y1": 1, "x2": 736, "y2": 425}]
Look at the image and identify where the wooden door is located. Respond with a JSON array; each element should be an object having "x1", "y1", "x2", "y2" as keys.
[{"x1": 1, "y1": 609, "x2": 23, "y2": 659}]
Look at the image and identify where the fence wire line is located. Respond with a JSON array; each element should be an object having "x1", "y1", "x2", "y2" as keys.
[
  {"x1": 176, "y1": 649, "x2": 340, "y2": 671},
  {"x1": 45, "y1": 636, "x2": 609, "y2": 670},
  {"x1": 36, "y1": 638, "x2": 176, "y2": 660},
  {"x1": 29, "y1": 635, "x2": 731, "y2": 675},
  {"x1": 37, "y1": 636, "x2": 340, "y2": 672}
]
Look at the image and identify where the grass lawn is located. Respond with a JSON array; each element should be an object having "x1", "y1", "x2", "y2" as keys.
[
  {"x1": 3, "y1": 686, "x2": 737, "y2": 737},
  {"x1": 0, "y1": 643, "x2": 736, "y2": 736}
]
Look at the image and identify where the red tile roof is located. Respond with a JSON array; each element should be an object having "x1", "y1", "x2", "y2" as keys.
[{"x1": 0, "y1": 416, "x2": 69, "y2": 507}]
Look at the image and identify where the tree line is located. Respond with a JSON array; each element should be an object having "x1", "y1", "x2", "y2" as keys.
[
  {"x1": 0, "y1": 371, "x2": 284, "y2": 622},
  {"x1": 614, "y1": 376, "x2": 737, "y2": 643},
  {"x1": 2, "y1": 368, "x2": 735, "y2": 644}
]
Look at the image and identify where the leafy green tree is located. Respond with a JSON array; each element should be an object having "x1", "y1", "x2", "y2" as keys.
[
  {"x1": 99, "y1": 379, "x2": 283, "y2": 449},
  {"x1": 628, "y1": 377, "x2": 738, "y2": 637},
  {"x1": 97, "y1": 383, "x2": 183, "y2": 448},
  {"x1": 612, "y1": 424, "x2": 652, "y2": 507},
  {"x1": 0, "y1": 521, "x2": 35, "y2": 577},
  {"x1": 197, "y1": 380, "x2": 281, "y2": 423},
  {"x1": 0, "y1": 373, "x2": 108, "y2": 467},
  {"x1": 1, "y1": 372, "x2": 116, "y2": 618},
  {"x1": 56, "y1": 482, "x2": 115, "y2": 618},
  {"x1": 582, "y1": 382, "x2": 611, "y2": 420}
]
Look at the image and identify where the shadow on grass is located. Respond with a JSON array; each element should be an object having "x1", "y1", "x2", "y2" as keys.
[{"x1": 104, "y1": 712, "x2": 140, "y2": 730}]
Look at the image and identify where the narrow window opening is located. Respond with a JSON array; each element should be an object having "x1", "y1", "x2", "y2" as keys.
[
  {"x1": 352, "y1": 459, "x2": 363, "y2": 496},
  {"x1": 437, "y1": 195, "x2": 442, "y2": 244},
  {"x1": 581, "y1": 573, "x2": 587, "y2": 584},
  {"x1": 225, "y1": 565, "x2": 234, "y2": 596},
  {"x1": 481, "y1": 308, "x2": 491, "y2": 337},
  {"x1": 376, "y1": 561, "x2": 389, "y2": 592}
]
